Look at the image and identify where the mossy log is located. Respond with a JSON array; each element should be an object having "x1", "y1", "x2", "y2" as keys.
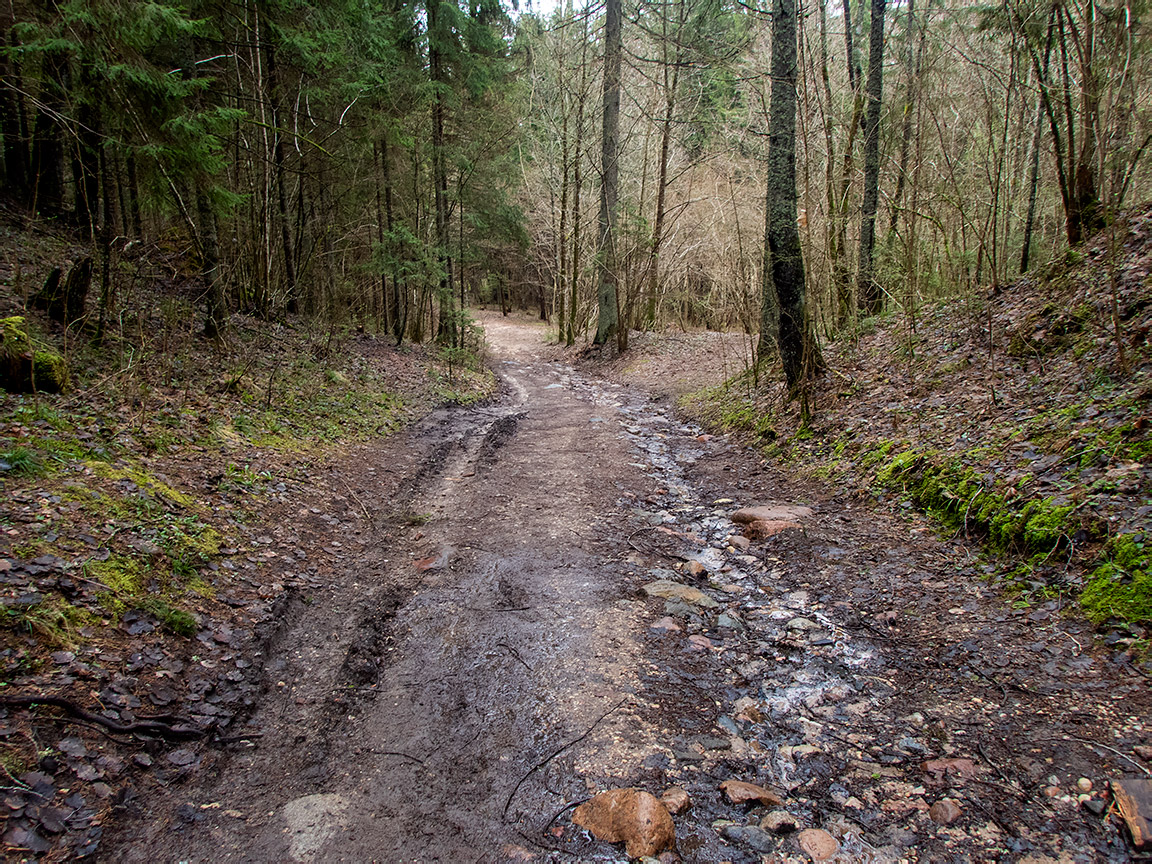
[{"x1": 0, "y1": 316, "x2": 68, "y2": 393}]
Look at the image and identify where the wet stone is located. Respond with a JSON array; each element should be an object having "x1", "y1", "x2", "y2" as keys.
[
  {"x1": 929, "y1": 798, "x2": 963, "y2": 824},
  {"x1": 796, "y1": 828, "x2": 840, "y2": 861},
  {"x1": 721, "y1": 824, "x2": 776, "y2": 853}
]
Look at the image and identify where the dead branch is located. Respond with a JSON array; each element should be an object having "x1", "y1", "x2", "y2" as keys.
[{"x1": 502, "y1": 698, "x2": 628, "y2": 821}]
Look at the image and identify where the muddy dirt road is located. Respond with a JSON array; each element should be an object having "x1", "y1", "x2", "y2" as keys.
[{"x1": 108, "y1": 314, "x2": 1151, "y2": 863}]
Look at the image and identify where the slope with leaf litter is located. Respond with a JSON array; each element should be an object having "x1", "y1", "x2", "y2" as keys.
[
  {"x1": 0, "y1": 217, "x2": 495, "y2": 860},
  {"x1": 682, "y1": 205, "x2": 1152, "y2": 650}
]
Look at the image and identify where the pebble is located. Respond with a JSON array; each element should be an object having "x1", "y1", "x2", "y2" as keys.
[
  {"x1": 796, "y1": 828, "x2": 839, "y2": 861},
  {"x1": 721, "y1": 824, "x2": 775, "y2": 853},
  {"x1": 1076, "y1": 777, "x2": 1093, "y2": 792},
  {"x1": 928, "y1": 798, "x2": 962, "y2": 824},
  {"x1": 660, "y1": 787, "x2": 692, "y2": 815}
]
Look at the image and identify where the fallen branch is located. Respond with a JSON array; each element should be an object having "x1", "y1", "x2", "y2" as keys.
[
  {"x1": 0, "y1": 694, "x2": 205, "y2": 741},
  {"x1": 502, "y1": 698, "x2": 627, "y2": 821}
]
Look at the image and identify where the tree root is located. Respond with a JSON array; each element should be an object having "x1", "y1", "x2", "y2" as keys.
[{"x1": 0, "y1": 694, "x2": 206, "y2": 741}]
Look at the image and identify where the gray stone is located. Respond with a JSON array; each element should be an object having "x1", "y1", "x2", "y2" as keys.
[{"x1": 721, "y1": 824, "x2": 776, "y2": 853}]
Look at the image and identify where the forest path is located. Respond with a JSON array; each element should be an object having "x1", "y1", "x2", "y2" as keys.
[
  {"x1": 107, "y1": 314, "x2": 1148, "y2": 863},
  {"x1": 111, "y1": 312, "x2": 692, "y2": 861}
]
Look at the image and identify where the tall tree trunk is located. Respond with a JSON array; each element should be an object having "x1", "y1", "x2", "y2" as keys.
[
  {"x1": 97, "y1": 147, "x2": 116, "y2": 341},
  {"x1": 568, "y1": 6, "x2": 591, "y2": 347},
  {"x1": 644, "y1": 0, "x2": 684, "y2": 331},
  {"x1": 197, "y1": 184, "x2": 226, "y2": 338},
  {"x1": 73, "y1": 60, "x2": 100, "y2": 238},
  {"x1": 593, "y1": 0, "x2": 622, "y2": 347},
  {"x1": 30, "y1": 48, "x2": 69, "y2": 216},
  {"x1": 429, "y1": 0, "x2": 456, "y2": 345},
  {"x1": 0, "y1": 18, "x2": 30, "y2": 200},
  {"x1": 887, "y1": 0, "x2": 924, "y2": 238},
  {"x1": 832, "y1": 0, "x2": 865, "y2": 326},
  {"x1": 856, "y1": 0, "x2": 886, "y2": 317},
  {"x1": 763, "y1": 0, "x2": 822, "y2": 390}
]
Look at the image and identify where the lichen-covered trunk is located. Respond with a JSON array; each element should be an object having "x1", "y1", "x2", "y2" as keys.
[{"x1": 763, "y1": 0, "x2": 822, "y2": 389}]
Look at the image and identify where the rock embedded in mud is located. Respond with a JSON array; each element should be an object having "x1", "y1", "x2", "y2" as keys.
[
  {"x1": 642, "y1": 579, "x2": 719, "y2": 609},
  {"x1": 928, "y1": 798, "x2": 963, "y2": 824},
  {"x1": 721, "y1": 823, "x2": 775, "y2": 853},
  {"x1": 743, "y1": 520, "x2": 801, "y2": 540},
  {"x1": 660, "y1": 787, "x2": 692, "y2": 815},
  {"x1": 571, "y1": 788, "x2": 676, "y2": 859},
  {"x1": 761, "y1": 810, "x2": 799, "y2": 833},
  {"x1": 796, "y1": 828, "x2": 839, "y2": 861},
  {"x1": 731, "y1": 504, "x2": 814, "y2": 524},
  {"x1": 720, "y1": 779, "x2": 784, "y2": 807},
  {"x1": 728, "y1": 535, "x2": 751, "y2": 552}
]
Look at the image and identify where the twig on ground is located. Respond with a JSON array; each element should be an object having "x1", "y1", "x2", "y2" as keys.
[
  {"x1": 340, "y1": 478, "x2": 374, "y2": 528},
  {"x1": 495, "y1": 642, "x2": 533, "y2": 671},
  {"x1": 1042, "y1": 736, "x2": 1152, "y2": 777},
  {"x1": 502, "y1": 698, "x2": 628, "y2": 821}
]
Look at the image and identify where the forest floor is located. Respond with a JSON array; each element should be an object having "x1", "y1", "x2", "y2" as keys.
[{"x1": 2, "y1": 213, "x2": 1152, "y2": 862}]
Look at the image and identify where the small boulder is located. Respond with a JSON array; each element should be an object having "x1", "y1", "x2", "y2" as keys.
[
  {"x1": 721, "y1": 824, "x2": 775, "y2": 853},
  {"x1": 731, "y1": 504, "x2": 813, "y2": 524},
  {"x1": 642, "y1": 580, "x2": 719, "y2": 609},
  {"x1": 660, "y1": 787, "x2": 692, "y2": 815},
  {"x1": 572, "y1": 788, "x2": 675, "y2": 859},
  {"x1": 720, "y1": 779, "x2": 784, "y2": 807},
  {"x1": 743, "y1": 520, "x2": 801, "y2": 540},
  {"x1": 685, "y1": 561, "x2": 708, "y2": 579}
]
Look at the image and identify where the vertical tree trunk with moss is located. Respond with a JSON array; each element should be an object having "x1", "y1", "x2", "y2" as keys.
[
  {"x1": 593, "y1": 0, "x2": 622, "y2": 347},
  {"x1": 856, "y1": 0, "x2": 886, "y2": 317},
  {"x1": 763, "y1": 0, "x2": 821, "y2": 390}
]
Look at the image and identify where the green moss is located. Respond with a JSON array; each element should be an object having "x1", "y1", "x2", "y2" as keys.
[
  {"x1": 874, "y1": 447, "x2": 1091, "y2": 555},
  {"x1": 137, "y1": 599, "x2": 198, "y2": 637},
  {"x1": 1, "y1": 317, "x2": 67, "y2": 393},
  {"x1": 84, "y1": 461, "x2": 195, "y2": 508},
  {"x1": 84, "y1": 555, "x2": 148, "y2": 614},
  {"x1": 1081, "y1": 534, "x2": 1152, "y2": 625},
  {"x1": 31, "y1": 351, "x2": 67, "y2": 393}
]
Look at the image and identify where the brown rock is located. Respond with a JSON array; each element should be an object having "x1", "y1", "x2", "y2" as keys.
[
  {"x1": 928, "y1": 798, "x2": 963, "y2": 825},
  {"x1": 743, "y1": 520, "x2": 801, "y2": 540},
  {"x1": 685, "y1": 561, "x2": 708, "y2": 579},
  {"x1": 728, "y1": 535, "x2": 751, "y2": 552},
  {"x1": 796, "y1": 828, "x2": 839, "y2": 860},
  {"x1": 660, "y1": 786, "x2": 692, "y2": 815},
  {"x1": 642, "y1": 580, "x2": 719, "y2": 608},
  {"x1": 920, "y1": 757, "x2": 979, "y2": 782},
  {"x1": 720, "y1": 779, "x2": 784, "y2": 807},
  {"x1": 732, "y1": 504, "x2": 814, "y2": 524},
  {"x1": 1134, "y1": 745, "x2": 1152, "y2": 763},
  {"x1": 572, "y1": 788, "x2": 675, "y2": 859},
  {"x1": 650, "y1": 616, "x2": 682, "y2": 632}
]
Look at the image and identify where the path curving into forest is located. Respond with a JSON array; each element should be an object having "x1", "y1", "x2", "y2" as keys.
[{"x1": 107, "y1": 313, "x2": 1149, "y2": 863}]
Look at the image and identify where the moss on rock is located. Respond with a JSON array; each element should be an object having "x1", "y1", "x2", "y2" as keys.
[{"x1": 0, "y1": 316, "x2": 68, "y2": 393}]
